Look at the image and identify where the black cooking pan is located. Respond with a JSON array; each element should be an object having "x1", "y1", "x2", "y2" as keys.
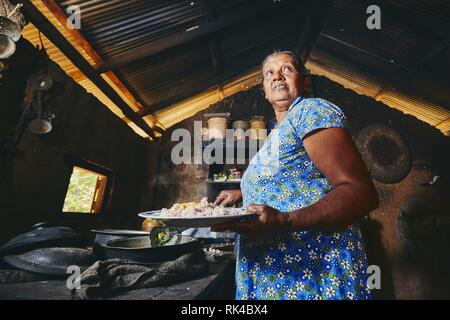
[
  {"x1": 0, "y1": 224, "x2": 88, "y2": 257},
  {"x1": 3, "y1": 248, "x2": 95, "y2": 278},
  {"x1": 101, "y1": 235, "x2": 198, "y2": 263}
]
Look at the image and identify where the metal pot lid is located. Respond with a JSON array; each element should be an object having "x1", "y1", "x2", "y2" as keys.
[
  {"x1": 91, "y1": 229, "x2": 150, "y2": 236},
  {"x1": 0, "y1": 226, "x2": 88, "y2": 257},
  {"x1": 0, "y1": 16, "x2": 21, "y2": 42},
  {"x1": 3, "y1": 248, "x2": 95, "y2": 277}
]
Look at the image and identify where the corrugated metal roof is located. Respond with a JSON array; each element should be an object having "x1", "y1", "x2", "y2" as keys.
[
  {"x1": 58, "y1": 0, "x2": 207, "y2": 59},
  {"x1": 307, "y1": 0, "x2": 450, "y2": 135},
  {"x1": 307, "y1": 48, "x2": 450, "y2": 134},
  {"x1": 118, "y1": 42, "x2": 214, "y2": 106},
  {"x1": 319, "y1": 0, "x2": 440, "y2": 74}
]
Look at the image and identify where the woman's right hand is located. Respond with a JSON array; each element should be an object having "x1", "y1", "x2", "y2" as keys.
[{"x1": 214, "y1": 190, "x2": 242, "y2": 207}]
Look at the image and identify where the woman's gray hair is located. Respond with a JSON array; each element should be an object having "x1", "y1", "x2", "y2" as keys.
[{"x1": 261, "y1": 50, "x2": 308, "y2": 79}]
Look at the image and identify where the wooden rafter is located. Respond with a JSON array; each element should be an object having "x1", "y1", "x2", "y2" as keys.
[
  {"x1": 205, "y1": 0, "x2": 222, "y2": 75},
  {"x1": 296, "y1": 0, "x2": 334, "y2": 61}
]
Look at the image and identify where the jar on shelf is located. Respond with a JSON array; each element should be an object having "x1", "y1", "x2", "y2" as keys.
[
  {"x1": 232, "y1": 120, "x2": 249, "y2": 140},
  {"x1": 205, "y1": 113, "x2": 230, "y2": 140},
  {"x1": 249, "y1": 116, "x2": 267, "y2": 140}
]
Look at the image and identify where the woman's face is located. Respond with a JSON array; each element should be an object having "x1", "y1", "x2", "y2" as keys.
[{"x1": 262, "y1": 53, "x2": 304, "y2": 109}]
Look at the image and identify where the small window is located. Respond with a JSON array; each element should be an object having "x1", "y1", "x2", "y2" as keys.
[{"x1": 63, "y1": 166, "x2": 108, "y2": 214}]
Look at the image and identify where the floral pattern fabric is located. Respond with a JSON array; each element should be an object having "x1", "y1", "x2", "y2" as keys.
[{"x1": 237, "y1": 97, "x2": 371, "y2": 300}]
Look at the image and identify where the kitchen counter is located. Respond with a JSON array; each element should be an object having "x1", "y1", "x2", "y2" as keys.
[{"x1": 0, "y1": 259, "x2": 236, "y2": 300}]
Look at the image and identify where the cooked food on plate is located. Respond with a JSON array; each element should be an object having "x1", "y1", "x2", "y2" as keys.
[{"x1": 161, "y1": 197, "x2": 245, "y2": 217}]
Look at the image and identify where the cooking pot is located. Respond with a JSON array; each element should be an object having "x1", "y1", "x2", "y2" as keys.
[
  {"x1": 100, "y1": 235, "x2": 198, "y2": 263},
  {"x1": 91, "y1": 229, "x2": 152, "y2": 259}
]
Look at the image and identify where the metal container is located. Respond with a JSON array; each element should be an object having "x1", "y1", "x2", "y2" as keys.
[
  {"x1": 232, "y1": 120, "x2": 249, "y2": 140},
  {"x1": 207, "y1": 117, "x2": 228, "y2": 139},
  {"x1": 249, "y1": 117, "x2": 267, "y2": 140},
  {"x1": 0, "y1": 16, "x2": 21, "y2": 42},
  {"x1": 0, "y1": 34, "x2": 15, "y2": 59}
]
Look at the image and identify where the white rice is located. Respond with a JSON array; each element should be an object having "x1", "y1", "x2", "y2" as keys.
[{"x1": 161, "y1": 197, "x2": 244, "y2": 217}]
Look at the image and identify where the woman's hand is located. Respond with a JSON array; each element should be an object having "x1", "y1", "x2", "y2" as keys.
[
  {"x1": 212, "y1": 204, "x2": 289, "y2": 239},
  {"x1": 214, "y1": 190, "x2": 242, "y2": 207}
]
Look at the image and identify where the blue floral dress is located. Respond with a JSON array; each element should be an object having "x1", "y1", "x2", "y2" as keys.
[{"x1": 237, "y1": 97, "x2": 371, "y2": 300}]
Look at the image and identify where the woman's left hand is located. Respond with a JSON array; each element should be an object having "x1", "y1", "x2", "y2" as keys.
[{"x1": 212, "y1": 204, "x2": 288, "y2": 239}]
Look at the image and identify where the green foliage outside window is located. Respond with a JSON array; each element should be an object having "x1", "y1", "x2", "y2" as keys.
[{"x1": 63, "y1": 169, "x2": 98, "y2": 213}]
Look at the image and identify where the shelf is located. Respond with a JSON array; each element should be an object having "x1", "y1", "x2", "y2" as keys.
[
  {"x1": 201, "y1": 138, "x2": 264, "y2": 150},
  {"x1": 207, "y1": 180, "x2": 242, "y2": 184}
]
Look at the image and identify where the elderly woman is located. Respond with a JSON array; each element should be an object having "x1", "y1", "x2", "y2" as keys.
[{"x1": 213, "y1": 51, "x2": 379, "y2": 300}]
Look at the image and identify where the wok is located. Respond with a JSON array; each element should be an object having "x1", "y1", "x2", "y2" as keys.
[{"x1": 101, "y1": 235, "x2": 198, "y2": 263}]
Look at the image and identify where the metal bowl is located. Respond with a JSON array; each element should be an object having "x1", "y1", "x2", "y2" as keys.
[
  {"x1": 91, "y1": 229, "x2": 150, "y2": 246},
  {"x1": 0, "y1": 16, "x2": 21, "y2": 42},
  {"x1": 101, "y1": 235, "x2": 198, "y2": 263},
  {"x1": 91, "y1": 229, "x2": 151, "y2": 259}
]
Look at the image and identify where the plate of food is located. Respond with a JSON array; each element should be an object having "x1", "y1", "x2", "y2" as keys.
[{"x1": 138, "y1": 198, "x2": 255, "y2": 228}]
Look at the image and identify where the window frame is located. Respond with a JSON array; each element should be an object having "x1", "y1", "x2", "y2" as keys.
[{"x1": 61, "y1": 154, "x2": 114, "y2": 217}]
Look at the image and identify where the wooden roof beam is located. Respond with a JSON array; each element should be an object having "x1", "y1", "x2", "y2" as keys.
[
  {"x1": 205, "y1": 0, "x2": 222, "y2": 76},
  {"x1": 296, "y1": 0, "x2": 334, "y2": 62}
]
